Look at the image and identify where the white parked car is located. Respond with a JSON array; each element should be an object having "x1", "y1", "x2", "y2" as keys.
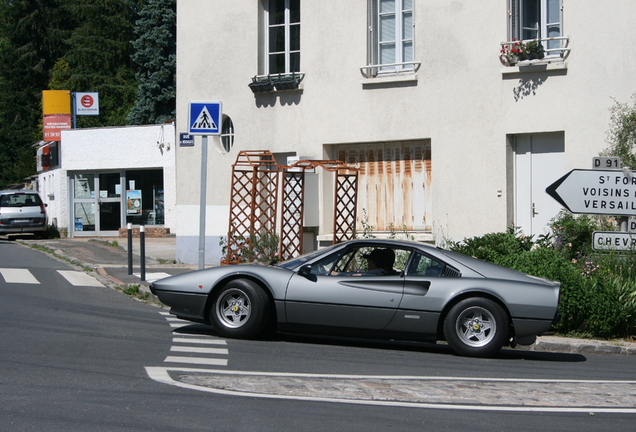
[{"x1": 0, "y1": 190, "x2": 48, "y2": 237}]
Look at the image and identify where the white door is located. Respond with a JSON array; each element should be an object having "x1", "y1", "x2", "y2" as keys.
[{"x1": 514, "y1": 132, "x2": 565, "y2": 236}]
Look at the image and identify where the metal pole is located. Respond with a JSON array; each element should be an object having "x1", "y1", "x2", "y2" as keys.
[
  {"x1": 127, "y1": 223, "x2": 133, "y2": 275},
  {"x1": 140, "y1": 225, "x2": 146, "y2": 282},
  {"x1": 198, "y1": 135, "x2": 208, "y2": 270},
  {"x1": 72, "y1": 92, "x2": 77, "y2": 129}
]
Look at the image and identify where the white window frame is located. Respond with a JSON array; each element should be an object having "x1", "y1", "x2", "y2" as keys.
[
  {"x1": 368, "y1": 0, "x2": 415, "y2": 74},
  {"x1": 509, "y1": 0, "x2": 563, "y2": 55},
  {"x1": 264, "y1": 0, "x2": 300, "y2": 75}
]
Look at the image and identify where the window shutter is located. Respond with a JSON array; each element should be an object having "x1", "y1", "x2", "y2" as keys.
[
  {"x1": 368, "y1": 0, "x2": 379, "y2": 75},
  {"x1": 509, "y1": 0, "x2": 520, "y2": 40}
]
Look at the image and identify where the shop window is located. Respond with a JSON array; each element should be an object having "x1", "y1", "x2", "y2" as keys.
[{"x1": 125, "y1": 169, "x2": 165, "y2": 226}]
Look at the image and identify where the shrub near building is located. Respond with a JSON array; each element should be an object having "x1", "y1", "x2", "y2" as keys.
[{"x1": 449, "y1": 223, "x2": 635, "y2": 340}]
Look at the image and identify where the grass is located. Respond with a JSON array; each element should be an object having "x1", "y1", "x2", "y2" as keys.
[
  {"x1": 122, "y1": 284, "x2": 149, "y2": 301},
  {"x1": 21, "y1": 242, "x2": 88, "y2": 269}
]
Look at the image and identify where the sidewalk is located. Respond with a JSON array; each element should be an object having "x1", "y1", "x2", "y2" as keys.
[
  {"x1": 16, "y1": 235, "x2": 636, "y2": 357},
  {"x1": 22, "y1": 235, "x2": 196, "y2": 287}
]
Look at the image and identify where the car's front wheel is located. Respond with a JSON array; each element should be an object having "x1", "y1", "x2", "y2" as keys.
[
  {"x1": 443, "y1": 297, "x2": 508, "y2": 357},
  {"x1": 209, "y1": 279, "x2": 270, "y2": 339}
]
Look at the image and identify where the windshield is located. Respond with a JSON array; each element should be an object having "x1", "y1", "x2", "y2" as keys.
[
  {"x1": 277, "y1": 244, "x2": 341, "y2": 270},
  {"x1": 0, "y1": 193, "x2": 42, "y2": 207}
]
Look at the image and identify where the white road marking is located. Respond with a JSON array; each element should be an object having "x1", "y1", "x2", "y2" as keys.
[
  {"x1": 57, "y1": 270, "x2": 104, "y2": 287},
  {"x1": 0, "y1": 268, "x2": 40, "y2": 284},
  {"x1": 164, "y1": 357, "x2": 228, "y2": 366},
  {"x1": 172, "y1": 338, "x2": 227, "y2": 345},
  {"x1": 170, "y1": 346, "x2": 229, "y2": 355},
  {"x1": 169, "y1": 322, "x2": 191, "y2": 328},
  {"x1": 145, "y1": 367, "x2": 636, "y2": 413},
  {"x1": 134, "y1": 272, "x2": 172, "y2": 283}
]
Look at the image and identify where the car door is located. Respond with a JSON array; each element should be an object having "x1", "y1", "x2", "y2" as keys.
[
  {"x1": 399, "y1": 251, "x2": 463, "y2": 313},
  {"x1": 284, "y1": 246, "x2": 406, "y2": 330}
]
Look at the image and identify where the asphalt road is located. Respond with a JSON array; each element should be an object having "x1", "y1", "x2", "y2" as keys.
[{"x1": 2, "y1": 241, "x2": 635, "y2": 431}]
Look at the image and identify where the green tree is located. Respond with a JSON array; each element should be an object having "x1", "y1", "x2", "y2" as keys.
[
  {"x1": 0, "y1": 0, "x2": 70, "y2": 188},
  {"x1": 127, "y1": 0, "x2": 176, "y2": 125},
  {"x1": 601, "y1": 94, "x2": 636, "y2": 169},
  {"x1": 49, "y1": 0, "x2": 143, "y2": 127}
]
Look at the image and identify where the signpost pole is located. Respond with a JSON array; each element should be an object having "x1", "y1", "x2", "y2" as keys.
[
  {"x1": 198, "y1": 135, "x2": 208, "y2": 269},
  {"x1": 188, "y1": 100, "x2": 221, "y2": 269},
  {"x1": 72, "y1": 92, "x2": 77, "y2": 129}
]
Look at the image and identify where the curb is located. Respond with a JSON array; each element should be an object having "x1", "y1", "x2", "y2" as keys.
[{"x1": 530, "y1": 339, "x2": 636, "y2": 356}]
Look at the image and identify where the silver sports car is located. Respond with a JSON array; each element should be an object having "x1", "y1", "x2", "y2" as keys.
[{"x1": 150, "y1": 239, "x2": 560, "y2": 357}]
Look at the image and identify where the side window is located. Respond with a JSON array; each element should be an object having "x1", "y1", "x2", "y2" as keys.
[
  {"x1": 407, "y1": 252, "x2": 446, "y2": 277},
  {"x1": 309, "y1": 249, "x2": 355, "y2": 275},
  {"x1": 509, "y1": 0, "x2": 562, "y2": 54},
  {"x1": 367, "y1": 0, "x2": 414, "y2": 74},
  {"x1": 265, "y1": 0, "x2": 300, "y2": 74},
  {"x1": 310, "y1": 246, "x2": 409, "y2": 276}
]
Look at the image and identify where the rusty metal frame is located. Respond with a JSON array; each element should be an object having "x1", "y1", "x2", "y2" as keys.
[{"x1": 226, "y1": 152, "x2": 358, "y2": 263}]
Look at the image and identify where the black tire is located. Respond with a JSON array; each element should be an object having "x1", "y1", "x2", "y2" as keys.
[
  {"x1": 209, "y1": 279, "x2": 270, "y2": 339},
  {"x1": 443, "y1": 297, "x2": 508, "y2": 358}
]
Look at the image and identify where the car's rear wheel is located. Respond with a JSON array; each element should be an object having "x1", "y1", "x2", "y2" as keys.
[
  {"x1": 210, "y1": 279, "x2": 270, "y2": 339},
  {"x1": 443, "y1": 298, "x2": 508, "y2": 358}
]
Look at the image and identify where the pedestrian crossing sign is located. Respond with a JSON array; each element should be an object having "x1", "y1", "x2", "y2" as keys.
[{"x1": 188, "y1": 101, "x2": 222, "y2": 135}]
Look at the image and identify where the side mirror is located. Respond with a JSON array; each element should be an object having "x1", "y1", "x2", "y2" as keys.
[{"x1": 298, "y1": 264, "x2": 312, "y2": 276}]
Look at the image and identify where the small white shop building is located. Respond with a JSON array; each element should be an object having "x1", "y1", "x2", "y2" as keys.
[{"x1": 36, "y1": 123, "x2": 176, "y2": 238}]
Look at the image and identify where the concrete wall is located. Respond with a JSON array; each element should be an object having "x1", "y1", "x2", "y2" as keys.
[{"x1": 175, "y1": 0, "x2": 636, "y2": 264}]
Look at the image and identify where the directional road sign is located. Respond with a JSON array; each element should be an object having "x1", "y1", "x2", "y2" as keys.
[
  {"x1": 592, "y1": 231, "x2": 636, "y2": 251},
  {"x1": 188, "y1": 101, "x2": 222, "y2": 135},
  {"x1": 546, "y1": 169, "x2": 636, "y2": 216}
]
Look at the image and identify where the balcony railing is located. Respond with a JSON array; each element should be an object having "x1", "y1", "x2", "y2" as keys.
[
  {"x1": 360, "y1": 61, "x2": 422, "y2": 78},
  {"x1": 500, "y1": 36, "x2": 570, "y2": 67}
]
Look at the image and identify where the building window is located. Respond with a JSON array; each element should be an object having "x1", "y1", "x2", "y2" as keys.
[
  {"x1": 221, "y1": 116, "x2": 234, "y2": 153},
  {"x1": 509, "y1": 0, "x2": 562, "y2": 53},
  {"x1": 266, "y1": 0, "x2": 300, "y2": 74},
  {"x1": 369, "y1": 0, "x2": 414, "y2": 73}
]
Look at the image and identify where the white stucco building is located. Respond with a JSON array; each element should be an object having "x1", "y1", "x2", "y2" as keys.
[
  {"x1": 37, "y1": 123, "x2": 176, "y2": 237},
  {"x1": 175, "y1": 0, "x2": 636, "y2": 264}
]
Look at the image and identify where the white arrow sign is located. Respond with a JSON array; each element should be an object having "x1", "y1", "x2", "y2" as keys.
[{"x1": 546, "y1": 169, "x2": 636, "y2": 216}]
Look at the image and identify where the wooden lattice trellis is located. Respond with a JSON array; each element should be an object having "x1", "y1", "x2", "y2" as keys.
[
  {"x1": 226, "y1": 151, "x2": 358, "y2": 264},
  {"x1": 226, "y1": 151, "x2": 278, "y2": 263}
]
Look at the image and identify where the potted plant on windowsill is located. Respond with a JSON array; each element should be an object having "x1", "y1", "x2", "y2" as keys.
[
  {"x1": 500, "y1": 39, "x2": 525, "y2": 66},
  {"x1": 524, "y1": 39, "x2": 545, "y2": 60}
]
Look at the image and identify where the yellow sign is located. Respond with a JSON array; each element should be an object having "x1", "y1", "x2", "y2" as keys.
[{"x1": 42, "y1": 90, "x2": 71, "y2": 115}]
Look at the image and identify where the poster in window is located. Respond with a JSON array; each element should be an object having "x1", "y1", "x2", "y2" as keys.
[{"x1": 126, "y1": 190, "x2": 142, "y2": 215}]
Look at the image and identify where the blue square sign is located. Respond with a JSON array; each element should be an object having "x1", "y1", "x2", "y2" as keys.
[{"x1": 188, "y1": 101, "x2": 222, "y2": 135}]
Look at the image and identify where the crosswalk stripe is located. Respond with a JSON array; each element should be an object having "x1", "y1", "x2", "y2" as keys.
[
  {"x1": 0, "y1": 268, "x2": 40, "y2": 284},
  {"x1": 170, "y1": 346, "x2": 229, "y2": 355},
  {"x1": 57, "y1": 270, "x2": 104, "y2": 287},
  {"x1": 170, "y1": 322, "x2": 191, "y2": 328},
  {"x1": 133, "y1": 272, "x2": 172, "y2": 283},
  {"x1": 164, "y1": 356, "x2": 228, "y2": 366},
  {"x1": 172, "y1": 338, "x2": 227, "y2": 345}
]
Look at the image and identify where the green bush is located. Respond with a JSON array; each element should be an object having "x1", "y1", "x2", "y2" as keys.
[
  {"x1": 447, "y1": 228, "x2": 533, "y2": 268},
  {"x1": 449, "y1": 230, "x2": 635, "y2": 338}
]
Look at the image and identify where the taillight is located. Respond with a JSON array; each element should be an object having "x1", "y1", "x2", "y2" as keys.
[{"x1": 40, "y1": 204, "x2": 46, "y2": 215}]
